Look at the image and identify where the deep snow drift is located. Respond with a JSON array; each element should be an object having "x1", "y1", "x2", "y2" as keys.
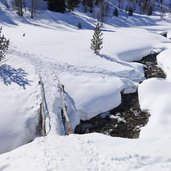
[{"x1": 1, "y1": 2, "x2": 171, "y2": 171}]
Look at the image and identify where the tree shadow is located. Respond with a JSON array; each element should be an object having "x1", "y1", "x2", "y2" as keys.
[
  {"x1": 0, "y1": 164, "x2": 9, "y2": 170},
  {"x1": 100, "y1": 54, "x2": 136, "y2": 68},
  {"x1": 0, "y1": 64, "x2": 31, "y2": 89}
]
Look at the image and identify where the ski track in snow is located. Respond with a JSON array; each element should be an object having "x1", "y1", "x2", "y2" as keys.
[{"x1": 11, "y1": 49, "x2": 144, "y2": 83}]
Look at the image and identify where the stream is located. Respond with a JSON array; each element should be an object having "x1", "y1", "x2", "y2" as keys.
[{"x1": 75, "y1": 53, "x2": 166, "y2": 138}]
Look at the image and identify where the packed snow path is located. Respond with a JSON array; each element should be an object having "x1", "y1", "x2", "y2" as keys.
[{"x1": 9, "y1": 48, "x2": 66, "y2": 135}]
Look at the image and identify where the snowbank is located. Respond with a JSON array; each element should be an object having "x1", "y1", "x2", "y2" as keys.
[
  {"x1": 139, "y1": 78, "x2": 171, "y2": 138},
  {"x1": 139, "y1": 48, "x2": 171, "y2": 138},
  {"x1": 0, "y1": 54, "x2": 41, "y2": 153},
  {"x1": 157, "y1": 49, "x2": 171, "y2": 80},
  {"x1": 61, "y1": 74, "x2": 122, "y2": 121}
]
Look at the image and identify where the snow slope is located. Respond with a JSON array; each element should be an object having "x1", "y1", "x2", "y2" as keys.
[{"x1": 1, "y1": 3, "x2": 171, "y2": 171}]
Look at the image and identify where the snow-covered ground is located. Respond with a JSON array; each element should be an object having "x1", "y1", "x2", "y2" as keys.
[
  {"x1": 0, "y1": 52, "x2": 41, "y2": 154},
  {"x1": 1, "y1": 2, "x2": 171, "y2": 170},
  {"x1": 1, "y1": 133, "x2": 171, "y2": 171}
]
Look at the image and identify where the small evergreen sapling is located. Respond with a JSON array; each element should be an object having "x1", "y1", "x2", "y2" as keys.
[
  {"x1": 90, "y1": 23, "x2": 103, "y2": 55},
  {"x1": 77, "y1": 22, "x2": 82, "y2": 29},
  {"x1": 128, "y1": 7, "x2": 133, "y2": 16}
]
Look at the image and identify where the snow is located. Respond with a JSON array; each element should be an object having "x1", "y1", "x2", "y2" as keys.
[
  {"x1": 2, "y1": 21, "x2": 156, "y2": 128},
  {"x1": 138, "y1": 47, "x2": 171, "y2": 138},
  {"x1": 61, "y1": 73, "x2": 122, "y2": 121},
  {"x1": 110, "y1": 114, "x2": 126, "y2": 123},
  {"x1": 0, "y1": 53, "x2": 41, "y2": 154},
  {"x1": 1, "y1": 1, "x2": 171, "y2": 170},
  {"x1": 157, "y1": 49, "x2": 171, "y2": 80},
  {"x1": 1, "y1": 133, "x2": 171, "y2": 171},
  {"x1": 139, "y1": 78, "x2": 171, "y2": 138}
]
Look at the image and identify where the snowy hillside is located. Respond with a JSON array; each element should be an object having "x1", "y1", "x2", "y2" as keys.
[{"x1": 1, "y1": 1, "x2": 171, "y2": 170}]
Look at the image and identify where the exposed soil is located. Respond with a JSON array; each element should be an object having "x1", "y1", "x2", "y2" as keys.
[{"x1": 75, "y1": 53, "x2": 166, "y2": 138}]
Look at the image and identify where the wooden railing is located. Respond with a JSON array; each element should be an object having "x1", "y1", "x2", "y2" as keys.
[
  {"x1": 58, "y1": 83, "x2": 73, "y2": 135},
  {"x1": 39, "y1": 74, "x2": 73, "y2": 136},
  {"x1": 39, "y1": 76, "x2": 47, "y2": 137}
]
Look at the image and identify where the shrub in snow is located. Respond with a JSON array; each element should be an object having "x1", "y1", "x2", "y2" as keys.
[
  {"x1": 113, "y1": 8, "x2": 118, "y2": 17},
  {"x1": 0, "y1": 27, "x2": 9, "y2": 62},
  {"x1": 90, "y1": 23, "x2": 103, "y2": 55},
  {"x1": 77, "y1": 22, "x2": 82, "y2": 29},
  {"x1": 128, "y1": 7, "x2": 133, "y2": 16}
]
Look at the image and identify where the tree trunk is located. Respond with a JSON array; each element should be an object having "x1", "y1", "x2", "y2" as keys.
[{"x1": 31, "y1": 0, "x2": 34, "y2": 19}]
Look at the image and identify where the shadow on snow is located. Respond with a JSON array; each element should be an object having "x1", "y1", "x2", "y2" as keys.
[{"x1": 0, "y1": 64, "x2": 31, "y2": 89}]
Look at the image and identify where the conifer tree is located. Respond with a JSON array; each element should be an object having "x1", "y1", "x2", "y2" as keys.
[
  {"x1": 31, "y1": 0, "x2": 35, "y2": 18},
  {"x1": 90, "y1": 23, "x2": 103, "y2": 55},
  {"x1": 0, "y1": 27, "x2": 9, "y2": 61},
  {"x1": 14, "y1": 0, "x2": 23, "y2": 16}
]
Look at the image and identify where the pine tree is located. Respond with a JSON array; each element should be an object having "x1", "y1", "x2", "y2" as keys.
[
  {"x1": 0, "y1": 27, "x2": 9, "y2": 61},
  {"x1": 14, "y1": 0, "x2": 23, "y2": 16},
  {"x1": 31, "y1": 0, "x2": 35, "y2": 18},
  {"x1": 90, "y1": 23, "x2": 103, "y2": 55}
]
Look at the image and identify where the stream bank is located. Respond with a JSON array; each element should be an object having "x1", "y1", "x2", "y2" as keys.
[{"x1": 75, "y1": 53, "x2": 166, "y2": 138}]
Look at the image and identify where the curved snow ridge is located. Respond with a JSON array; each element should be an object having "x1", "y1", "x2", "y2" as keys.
[
  {"x1": 0, "y1": 54, "x2": 41, "y2": 154},
  {"x1": 118, "y1": 46, "x2": 153, "y2": 62},
  {"x1": 10, "y1": 48, "x2": 145, "y2": 83}
]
